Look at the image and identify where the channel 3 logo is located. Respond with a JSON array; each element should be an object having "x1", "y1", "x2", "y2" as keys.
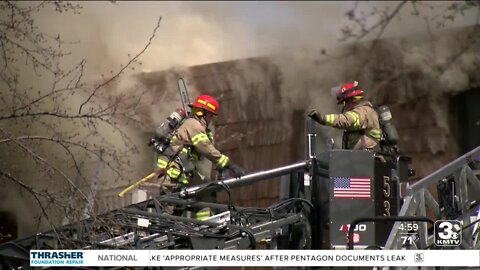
[
  {"x1": 414, "y1": 253, "x2": 424, "y2": 263},
  {"x1": 434, "y1": 220, "x2": 462, "y2": 246}
]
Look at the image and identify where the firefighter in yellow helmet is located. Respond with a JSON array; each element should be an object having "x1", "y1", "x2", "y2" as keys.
[
  {"x1": 154, "y1": 94, "x2": 245, "y2": 219},
  {"x1": 308, "y1": 81, "x2": 381, "y2": 150}
]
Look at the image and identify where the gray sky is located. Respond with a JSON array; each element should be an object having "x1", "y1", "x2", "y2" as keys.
[{"x1": 31, "y1": 1, "x2": 479, "y2": 80}]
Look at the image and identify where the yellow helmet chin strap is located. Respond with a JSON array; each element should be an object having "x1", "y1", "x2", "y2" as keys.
[{"x1": 193, "y1": 107, "x2": 205, "y2": 117}]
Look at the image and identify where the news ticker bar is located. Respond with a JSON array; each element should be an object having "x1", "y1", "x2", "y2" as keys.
[{"x1": 30, "y1": 250, "x2": 479, "y2": 267}]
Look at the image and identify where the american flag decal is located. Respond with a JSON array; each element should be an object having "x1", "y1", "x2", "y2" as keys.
[{"x1": 333, "y1": 176, "x2": 371, "y2": 198}]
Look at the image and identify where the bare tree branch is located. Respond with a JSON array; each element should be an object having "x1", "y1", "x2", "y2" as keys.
[
  {"x1": 0, "y1": 1, "x2": 161, "y2": 240},
  {"x1": 354, "y1": 1, "x2": 407, "y2": 78},
  {"x1": 0, "y1": 169, "x2": 62, "y2": 243},
  {"x1": 78, "y1": 16, "x2": 162, "y2": 114},
  {"x1": 339, "y1": 1, "x2": 480, "y2": 78}
]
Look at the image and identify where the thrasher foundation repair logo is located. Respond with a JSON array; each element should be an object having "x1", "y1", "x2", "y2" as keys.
[
  {"x1": 31, "y1": 251, "x2": 84, "y2": 265},
  {"x1": 434, "y1": 220, "x2": 462, "y2": 246}
]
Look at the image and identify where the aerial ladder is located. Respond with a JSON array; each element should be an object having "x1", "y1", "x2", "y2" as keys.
[
  {"x1": 383, "y1": 145, "x2": 480, "y2": 250},
  {"x1": 0, "y1": 117, "x2": 479, "y2": 270}
]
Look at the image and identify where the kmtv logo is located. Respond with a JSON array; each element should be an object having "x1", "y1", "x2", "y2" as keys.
[
  {"x1": 434, "y1": 220, "x2": 462, "y2": 246},
  {"x1": 340, "y1": 224, "x2": 367, "y2": 232}
]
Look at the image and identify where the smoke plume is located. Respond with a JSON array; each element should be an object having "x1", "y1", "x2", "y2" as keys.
[{"x1": 2, "y1": 1, "x2": 478, "y2": 238}]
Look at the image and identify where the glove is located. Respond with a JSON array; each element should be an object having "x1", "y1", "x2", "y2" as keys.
[
  {"x1": 308, "y1": 110, "x2": 324, "y2": 124},
  {"x1": 217, "y1": 169, "x2": 230, "y2": 180},
  {"x1": 226, "y1": 162, "x2": 245, "y2": 178}
]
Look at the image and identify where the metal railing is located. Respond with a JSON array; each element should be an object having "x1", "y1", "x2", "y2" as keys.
[
  {"x1": 385, "y1": 146, "x2": 480, "y2": 250},
  {"x1": 178, "y1": 161, "x2": 310, "y2": 198}
]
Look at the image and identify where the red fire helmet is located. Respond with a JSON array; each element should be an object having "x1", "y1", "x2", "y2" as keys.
[
  {"x1": 334, "y1": 81, "x2": 364, "y2": 104},
  {"x1": 189, "y1": 94, "x2": 219, "y2": 114}
]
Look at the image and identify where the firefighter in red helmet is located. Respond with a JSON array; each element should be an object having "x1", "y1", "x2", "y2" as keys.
[
  {"x1": 154, "y1": 94, "x2": 244, "y2": 219},
  {"x1": 308, "y1": 81, "x2": 381, "y2": 150}
]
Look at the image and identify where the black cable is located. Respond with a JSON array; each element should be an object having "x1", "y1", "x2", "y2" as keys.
[
  {"x1": 194, "y1": 181, "x2": 238, "y2": 223},
  {"x1": 228, "y1": 225, "x2": 257, "y2": 249},
  {"x1": 125, "y1": 213, "x2": 256, "y2": 247},
  {"x1": 125, "y1": 198, "x2": 305, "y2": 250},
  {"x1": 233, "y1": 198, "x2": 313, "y2": 224},
  {"x1": 216, "y1": 181, "x2": 237, "y2": 213},
  {"x1": 271, "y1": 198, "x2": 314, "y2": 211},
  {"x1": 192, "y1": 181, "x2": 313, "y2": 222},
  {"x1": 235, "y1": 198, "x2": 306, "y2": 217}
]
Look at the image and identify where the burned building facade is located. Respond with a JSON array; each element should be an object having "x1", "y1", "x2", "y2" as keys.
[{"x1": 136, "y1": 25, "x2": 480, "y2": 207}]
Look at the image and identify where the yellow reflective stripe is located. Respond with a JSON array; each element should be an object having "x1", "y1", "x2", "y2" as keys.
[
  {"x1": 157, "y1": 158, "x2": 187, "y2": 182},
  {"x1": 158, "y1": 159, "x2": 179, "y2": 177},
  {"x1": 196, "y1": 210, "x2": 211, "y2": 220},
  {"x1": 166, "y1": 167, "x2": 180, "y2": 178},
  {"x1": 216, "y1": 155, "x2": 229, "y2": 168},
  {"x1": 368, "y1": 128, "x2": 382, "y2": 139},
  {"x1": 167, "y1": 167, "x2": 188, "y2": 183},
  {"x1": 181, "y1": 148, "x2": 188, "y2": 154},
  {"x1": 325, "y1": 115, "x2": 330, "y2": 125},
  {"x1": 191, "y1": 133, "x2": 209, "y2": 145},
  {"x1": 346, "y1": 111, "x2": 360, "y2": 128},
  {"x1": 157, "y1": 159, "x2": 168, "y2": 168},
  {"x1": 197, "y1": 99, "x2": 216, "y2": 110},
  {"x1": 206, "y1": 103, "x2": 216, "y2": 110},
  {"x1": 346, "y1": 111, "x2": 359, "y2": 124},
  {"x1": 325, "y1": 114, "x2": 335, "y2": 125},
  {"x1": 171, "y1": 135, "x2": 178, "y2": 144},
  {"x1": 179, "y1": 177, "x2": 189, "y2": 185}
]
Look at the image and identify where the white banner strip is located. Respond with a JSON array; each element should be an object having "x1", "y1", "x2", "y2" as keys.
[{"x1": 31, "y1": 250, "x2": 479, "y2": 267}]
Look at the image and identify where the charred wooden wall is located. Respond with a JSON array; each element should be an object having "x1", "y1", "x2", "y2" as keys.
[
  {"x1": 136, "y1": 26, "x2": 480, "y2": 208},
  {"x1": 188, "y1": 59, "x2": 302, "y2": 207}
]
